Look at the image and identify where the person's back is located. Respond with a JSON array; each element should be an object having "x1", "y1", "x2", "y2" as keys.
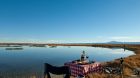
[
  {"x1": 81, "y1": 51, "x2": 86, "y2": 61},
  {"x1": 80, "y1": 51, "x2": 89, "y2": 63}
]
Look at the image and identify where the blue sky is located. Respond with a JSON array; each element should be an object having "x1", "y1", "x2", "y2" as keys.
[{"x1": 0, "y1": 0, "x2": 140, "y2": 43}]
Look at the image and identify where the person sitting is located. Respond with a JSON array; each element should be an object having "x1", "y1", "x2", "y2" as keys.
[{"x1": 80, "y1": 51, "x2": 89, "y2": 63}]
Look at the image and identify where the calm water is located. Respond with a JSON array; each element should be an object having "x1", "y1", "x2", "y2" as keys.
[{"x1": 0, "y1": 46, "x2": 134, "y2": 73}]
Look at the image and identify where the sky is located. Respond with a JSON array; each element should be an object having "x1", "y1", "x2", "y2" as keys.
[{"x1": 0, "y1": 0, "x2": 140, "y2": 43}]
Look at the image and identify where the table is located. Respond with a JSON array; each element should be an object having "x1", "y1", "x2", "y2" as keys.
[{"x1": 64, "y1": 62, "x2": 102, "y2": 77}]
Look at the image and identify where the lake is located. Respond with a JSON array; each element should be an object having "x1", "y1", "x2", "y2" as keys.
[{"x1": 0, "y1": 46, "x2": 134, "y2": 73}]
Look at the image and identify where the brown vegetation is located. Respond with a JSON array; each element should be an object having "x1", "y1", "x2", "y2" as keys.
[{"x1": 86, "y1": 44, "x2": 140, "y2": 78}]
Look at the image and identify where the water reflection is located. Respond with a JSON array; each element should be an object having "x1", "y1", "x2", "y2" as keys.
[{"x1": 0, "y1": 46, "x2": 134, "y2": 72}]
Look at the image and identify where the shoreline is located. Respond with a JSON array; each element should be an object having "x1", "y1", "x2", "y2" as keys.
[{"x1": 0, "y1": 43, "x2": 140, "y2": 77}]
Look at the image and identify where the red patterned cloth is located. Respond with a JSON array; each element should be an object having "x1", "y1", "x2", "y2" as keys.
[{"x1": 64, "y1": 62, "x2": 102, "y2": 77}]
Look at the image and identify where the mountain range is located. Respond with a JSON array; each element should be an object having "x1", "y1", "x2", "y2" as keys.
[{"x1": 107, "y1": 41, "x2": 140, "y2": 44}]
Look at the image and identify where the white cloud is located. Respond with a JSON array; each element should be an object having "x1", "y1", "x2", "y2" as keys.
[
  {"x1": 109, "y1": 36, "x2": 140, "y2": 42},
  {"x1": 110, "y1": 36, "x2": 132, "y2": 39},
  {"x1": 0, "y1": 36, "x2": 140, "y2": 43}
]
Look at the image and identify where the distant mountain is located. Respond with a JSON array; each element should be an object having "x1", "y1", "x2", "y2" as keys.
[{"x1": 107, "y1": 41, "x2": 140, "y2": 44}]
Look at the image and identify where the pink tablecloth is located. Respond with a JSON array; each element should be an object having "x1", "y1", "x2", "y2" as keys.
[{"x1": 64, "y1": 62, "x2": 102, "y2": 77}]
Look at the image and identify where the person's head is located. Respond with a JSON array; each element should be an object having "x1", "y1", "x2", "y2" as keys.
[{"x1": 83, "y1": 51, "x2": 85, "y2": 54}]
